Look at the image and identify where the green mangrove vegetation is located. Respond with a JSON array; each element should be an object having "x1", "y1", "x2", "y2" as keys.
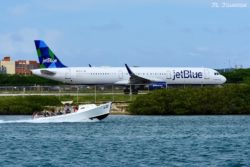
[
  {"x1": 0, "y1": 74, "x2": 61, "y2": 86},
  {"x1": 221, "y1": 68, "x2": 250, "y2": 84},
  {"x1": 129, "y1": 85, "x2": 250, "y2": 115},
  {"x1": 1, "y1": 85, "x2": 250, "y2": 115},
  {"x1": 0, "y1": 96, "x2": 61, "y2": 115},
  {"x1": 0, "y1": 94, "x2": 133, "y2": 115}
]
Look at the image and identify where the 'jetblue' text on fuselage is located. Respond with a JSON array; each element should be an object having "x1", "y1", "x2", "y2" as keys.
[{"x1": 173, "y1": 70, "x2": 203, "y2": 80}]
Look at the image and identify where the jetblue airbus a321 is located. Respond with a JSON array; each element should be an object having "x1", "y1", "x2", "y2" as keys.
[{"x1": 32, "y1": 40, "x2": 226, "y2": 94}]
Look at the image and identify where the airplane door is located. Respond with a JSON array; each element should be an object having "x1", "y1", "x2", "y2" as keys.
[
  {"x1": 65, "y1": 69, "x2": 72, "y2": 82},
  {"x1": 118, "y1": 70, "x2": 123, "y2": 79},
  {"x1": 204, "y1": 69, "x2": 209, "y2": 79},
  {"x1": 166, "y1": 70, "x2": 171, "y2": 79}
]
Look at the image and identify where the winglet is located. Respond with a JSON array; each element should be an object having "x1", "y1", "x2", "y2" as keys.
[
  {"x1": 125, "y1": 63, "x2": 151, "y2": 84},
  {"x1": 125, "y1": 64, "x2": 134, "y2": 76}
]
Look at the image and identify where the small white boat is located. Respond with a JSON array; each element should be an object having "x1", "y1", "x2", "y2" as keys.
[{"x1": 32, "y1": 102, "x2": 112, "y2": 122}]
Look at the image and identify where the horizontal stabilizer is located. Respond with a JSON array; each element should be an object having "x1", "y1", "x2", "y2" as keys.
[{"x1": 40, "y1": 69, "x2": 56, "y2": 76}]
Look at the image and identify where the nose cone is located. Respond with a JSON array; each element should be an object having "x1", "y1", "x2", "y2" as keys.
[{"x1": 221, "y1": 75, "x2": 227, "y2": 84}]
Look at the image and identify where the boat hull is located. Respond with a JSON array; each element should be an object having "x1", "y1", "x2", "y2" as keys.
[{"x1": 33, "y1": 102, "x2": 112, "y2": 123}]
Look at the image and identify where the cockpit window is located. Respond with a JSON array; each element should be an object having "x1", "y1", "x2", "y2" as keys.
[{"x1": 214, "y1": 72, "x2": 220, "y2": 75}]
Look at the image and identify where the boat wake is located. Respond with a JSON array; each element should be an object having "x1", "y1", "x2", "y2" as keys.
[{"x1": 0, "y1": 117, "x2": 95, "y2": 124}]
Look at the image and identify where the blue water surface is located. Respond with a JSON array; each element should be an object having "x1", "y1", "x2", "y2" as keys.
[{"x1": 0, "y1": 115, "x2": 249, "y2": 167}]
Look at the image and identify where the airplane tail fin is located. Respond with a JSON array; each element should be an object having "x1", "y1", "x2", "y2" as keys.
[{"x1": 34, "y1": 40, "x2": 67, "y2": 68}]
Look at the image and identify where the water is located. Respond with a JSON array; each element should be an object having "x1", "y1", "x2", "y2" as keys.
[{"x1": 0, "y1": 115, "x2": 250, "y2": 167}]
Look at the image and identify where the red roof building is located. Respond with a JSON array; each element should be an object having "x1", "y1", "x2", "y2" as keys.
[{"x1": 15, "y1": 60, "x2": 39, "y2": 75}]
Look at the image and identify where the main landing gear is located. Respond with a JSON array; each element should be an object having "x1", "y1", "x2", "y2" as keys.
[{"x1": 124, "y1": 86, "x2": 138, "y2": 95}]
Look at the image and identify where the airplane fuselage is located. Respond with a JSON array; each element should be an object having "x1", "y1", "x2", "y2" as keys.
[{"x1": 32, "y1": 67, "x2": 226, "y2": 85}]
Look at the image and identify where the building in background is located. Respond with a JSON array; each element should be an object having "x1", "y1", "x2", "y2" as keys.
[
  {"x1": 0, "y1": 56, "x2": 15, "y2": 74},
  {"x1": 15, "y1": 60, "x2": 39, "y2": 75},
  {"x1": 0, "y1": 56, "x2": 39, "y2": 75},
  {"x1": 0, "y1": 65, "x2": 6, "y2": 74}
]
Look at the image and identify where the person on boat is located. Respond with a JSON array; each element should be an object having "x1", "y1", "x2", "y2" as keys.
[
  {"x1": 73, "y1": 106, "x2": 78, "y2": 112},
  {"x1": 32, "y1": 112, "x2": 37, "y2": 119},
  {"x1": 58, "y1": 110, "x2": 64, "y2": 115},
  {"x1": 50, "y1": 110, "x2": 56, "y2": 116},
  {"x1": 44, "y1": 111, "x2": 49, "y2": 117},
  {"x1": 64, "y1": 103, "x2": 73, "y2": 114}
]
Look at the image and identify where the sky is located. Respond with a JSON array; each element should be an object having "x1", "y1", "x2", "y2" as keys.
[{"x1": 0, "y1": 0, "x2": 249, "y2": 68}]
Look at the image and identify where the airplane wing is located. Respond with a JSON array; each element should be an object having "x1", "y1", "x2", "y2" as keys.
[
  {"x1": 114, "y1": 80, "x2": 130, "y2": 85},
  {"x1": 125, "y1": 64, "x2": 164, "y2": 84}
]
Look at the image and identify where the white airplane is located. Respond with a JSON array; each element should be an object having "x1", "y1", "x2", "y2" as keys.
[{"x1": 32, "y1": 40, "x2": 226, "y2": 93}]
